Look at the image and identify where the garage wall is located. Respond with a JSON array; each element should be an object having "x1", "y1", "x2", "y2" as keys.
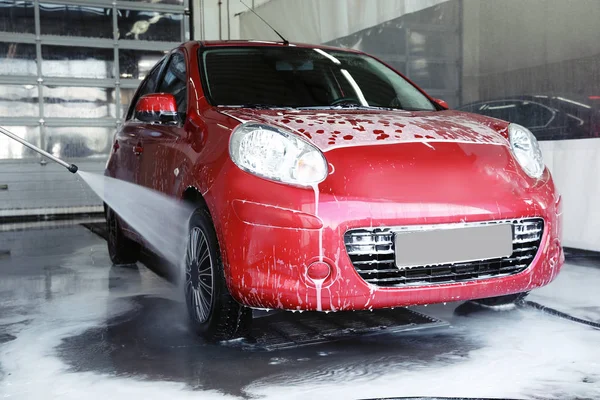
[
  {"x1": 191, "y1": 0, "x2": 271, "y2": 41},
  {"x1": 0, "y1": 0, "x2": 190, "y2": 216},
  {"x1": 238, "y1": 0, "x2": 448, "y2": 44},
  {"x1": 0, "y1": 160, "x2": 106, "y2": 217},
  {"x1": 461, "y1": 0, "x2": 600, "y2": 251},
  {"x1": 461, "y1": 0, "x2": 600, "y2": 102}
]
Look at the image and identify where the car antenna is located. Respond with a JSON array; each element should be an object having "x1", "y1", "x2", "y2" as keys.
[{"x1": 239, "y1": 0, "x2": 289, "y2": 45}]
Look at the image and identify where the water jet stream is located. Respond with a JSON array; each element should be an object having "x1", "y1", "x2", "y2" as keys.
[{"x1": 78, "y1": 171, "x2": 193, "y2": 268}]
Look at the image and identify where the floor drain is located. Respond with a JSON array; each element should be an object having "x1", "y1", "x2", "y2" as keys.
[{"x1": 223, "y1": 308, "x2": 448, "y2": 351}]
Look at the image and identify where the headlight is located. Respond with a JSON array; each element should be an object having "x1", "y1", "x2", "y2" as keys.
[
  {"x1": 229, "y1": 122, "x2": 328, "y2": 186},
  {"x1": 508, "y1": 123, "x2": 544, "y2": 179}
]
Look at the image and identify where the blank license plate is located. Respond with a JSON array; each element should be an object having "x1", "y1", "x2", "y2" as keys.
[{"x1": 394, "y1": 223, "x2": 513, "y2": 268}]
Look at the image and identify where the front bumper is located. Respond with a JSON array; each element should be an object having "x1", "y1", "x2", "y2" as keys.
[
  {"x1": 219, "y1": 201, "x2": 562, "y2": 311},
  {"x1": 207, "y1": 143, "x2": 564, "y2": 311}
]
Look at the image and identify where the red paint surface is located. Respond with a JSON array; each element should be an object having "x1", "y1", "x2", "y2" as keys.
[
  {"x1": 136, "y1": 93, "x2": 177, "y2": 113},
  {"x1": 106, "y1": 41, "x2": 564, "y2": 312},
  {"x1": 433, "y1": 98, "x2": 450, "y2": 109}
]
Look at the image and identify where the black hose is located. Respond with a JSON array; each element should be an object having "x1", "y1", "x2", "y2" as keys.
[{"x1": 521, "y1": 300, "x2": 600, "y2": 330}]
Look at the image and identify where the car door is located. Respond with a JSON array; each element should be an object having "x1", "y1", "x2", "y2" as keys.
[
  {"x1": 114, "y1": 57, "x2": 167, "y2": 185},
  {"x1": 137, "y1": 50, "x2": 189, "y2": 194},
  {"x1": 111, "y1": 57, "x2": 167, "y2": 239}
]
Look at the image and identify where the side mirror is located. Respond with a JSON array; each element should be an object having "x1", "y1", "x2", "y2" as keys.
[
  {"x1": 433, "y1": 98, "x2": 449, "y2": 109},
  {"x1": 134, "y1": 93, "x2": 180, "y2": 124}
]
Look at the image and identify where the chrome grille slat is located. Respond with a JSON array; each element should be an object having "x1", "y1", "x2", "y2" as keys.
[
  {"x1": 345, "y1": 232, "x2": 394, "y2": 238},
  {"x1": 345, "y1": 239, "x2": 393, "y2": 246},
  {"x1": 513, "y1": 237, "x2": 541, "y2": 244},
  {"x1": 353, "y1": 259, "x2": 395, "y2": 266},
  {"x1": 514, "y1": 227, "x2": 542, "y2": 233},
  {"x1": 347, "y1": 249, "x2": 395, "y2": 255},
  {"x1": 358, "y1": 268, "x2": 401, "y2": 274},
  {"x1": 344, "y1": 218, "x2": 544, "y2": 287},
  {"x1": 513, "y1": 246, "x2": 538, "y2": 253}
]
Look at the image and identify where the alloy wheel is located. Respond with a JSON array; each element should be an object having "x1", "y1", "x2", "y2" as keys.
[{"x1": 185, "y1": 227, "x2": 214, "y2": 323}]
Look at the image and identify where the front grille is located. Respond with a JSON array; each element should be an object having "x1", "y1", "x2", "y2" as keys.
[{"x1": 344, "y1": 218, "x2": 544, "y2": 287}]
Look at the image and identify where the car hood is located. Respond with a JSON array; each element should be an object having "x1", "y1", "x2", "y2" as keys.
[{"x1": 219, "y1": 108, "x2": 510, "y2": 152}]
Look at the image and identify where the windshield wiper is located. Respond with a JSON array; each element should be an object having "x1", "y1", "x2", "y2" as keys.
[
  {"x1": 297, "y1": 104, "x2": 396, "y2": 111},
  {"x1": 333, "y1": 103, "x2": 363, "y2": 108},
  {"x1": 223, "y1": 104, "x2": 293, "y2": 109}
]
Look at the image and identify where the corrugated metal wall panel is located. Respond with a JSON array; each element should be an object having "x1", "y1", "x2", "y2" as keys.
[
  {"x1": 0, "y1": 160, "x2": 105, "y2": 214},
  {"x1": 0, "y1": 0, "x2": 189, "y2": 216}
]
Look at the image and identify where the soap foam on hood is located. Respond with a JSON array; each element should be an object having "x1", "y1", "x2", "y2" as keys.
[{"x1": 220, "y1": 108, "x2": 510, "y2": 152}]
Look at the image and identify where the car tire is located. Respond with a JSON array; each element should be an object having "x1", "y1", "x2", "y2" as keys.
[
  {"x1": 106, "y1": 206, "x2": 140, "y2": 265},
  {"x1": 472, "y1": 292, "x2": 529, "y2": 307},
  {"x1": 184, "y1": 207, "x2": 252, "y2": 342}
]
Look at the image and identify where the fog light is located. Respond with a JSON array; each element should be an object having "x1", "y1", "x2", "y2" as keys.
[{"x1": 306, "y1": 261, "x2": 331, "y2": 281}]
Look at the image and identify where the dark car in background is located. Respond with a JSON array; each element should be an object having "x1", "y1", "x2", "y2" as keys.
[{"x1": 458, "y1": 94, "x2": 600, "y2": 141}]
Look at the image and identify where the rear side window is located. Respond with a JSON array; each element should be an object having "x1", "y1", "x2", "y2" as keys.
[{"x1": 156, "y1": 51, "x2": 187, "y2": 115}]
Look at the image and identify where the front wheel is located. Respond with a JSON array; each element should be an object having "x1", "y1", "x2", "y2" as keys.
[
  {"x1": 471, "y1": 292, "x2": 529, "y2": 307},
  {"x1": 184, "y1": 208, "x2": 252, "y2": 341}
]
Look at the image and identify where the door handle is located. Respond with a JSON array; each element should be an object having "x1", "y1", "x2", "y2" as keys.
[{"x1": 133, "y1": 143, "x2": 143, "y2": 156}]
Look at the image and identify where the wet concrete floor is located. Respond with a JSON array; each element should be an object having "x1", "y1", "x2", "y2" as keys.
[{"x1": 1, "y1": 223, "x2": 599, "y2": 399}]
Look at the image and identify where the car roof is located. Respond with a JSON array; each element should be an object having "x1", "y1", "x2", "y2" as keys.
[{"x1": 196, "y1": 40, "x2": 363, "y2": 54}]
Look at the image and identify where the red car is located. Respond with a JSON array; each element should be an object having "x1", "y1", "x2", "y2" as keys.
[{"x1": 105, "y1": 40, "x2": 564, "y2": 341}]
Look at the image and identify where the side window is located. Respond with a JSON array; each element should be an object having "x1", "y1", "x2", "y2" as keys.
[
  {"x1": 516, "y1": 102, "x2": 554, "y2": 128},
  {"x1": 157, "y1": 51, "x2": 187, "y2": 115},
  {"x1": 475, "y1": 101, "x2": 520, "y2": 123},
  {"x1": 126, "y1": 58, "x2": 166, "y2": 120}
]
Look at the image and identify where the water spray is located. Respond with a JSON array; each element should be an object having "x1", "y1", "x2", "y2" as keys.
[
  {"x1": 1, "y1": 125, "x2": 192, "y2": 274},
  {"x1": 0, "y1": 126, "x2": 79, "y2": 173}
]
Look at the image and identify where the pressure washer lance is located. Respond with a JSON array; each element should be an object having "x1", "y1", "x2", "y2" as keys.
[{"x1": 0, "y1": 126, "x2": 78, "y2": 173}]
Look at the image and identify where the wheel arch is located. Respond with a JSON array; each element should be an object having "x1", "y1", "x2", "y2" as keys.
[
  {"x1": 182, "y1": 185, "x2": 209, "y2": 210},
  {"x1": 181, "y1": 185, "x2": 235, "y2": 290},
  {"x1": 181, "y1": 185, "x2": 219, "y2": 228}
]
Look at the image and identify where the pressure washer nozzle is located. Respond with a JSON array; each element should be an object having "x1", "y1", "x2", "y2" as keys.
[{"x1": 67, "y1": 164, "x2": 78, "y2": 174}]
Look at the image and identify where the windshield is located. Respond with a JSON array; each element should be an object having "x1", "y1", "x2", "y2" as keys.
[{"x1": 200, "y1": 46, "x2": 437, "y2": 111}]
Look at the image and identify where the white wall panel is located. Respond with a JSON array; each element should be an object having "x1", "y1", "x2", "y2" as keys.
[
  {"x1": 193, "y1": 0, "x2": 271, "y2": 40},
  {"x1": 539, "y1": 140, "x2": 600, "y2": 252},
  {"x1": 238, "y1": 0, "x2": 447, "y2": 44}
]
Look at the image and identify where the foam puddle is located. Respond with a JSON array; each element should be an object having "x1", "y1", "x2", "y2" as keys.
[
  {"x1": 0, "y1": 246, "x2": 232, "y2": 400},
  {"x1": 77, "y1": 171, "x2": 193, "y2": 268}
]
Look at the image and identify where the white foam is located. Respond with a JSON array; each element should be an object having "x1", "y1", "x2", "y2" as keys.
[
  {"x1": 0, "y1": 247, "x2": 231, "y2": 400},
  {"x1": 244, "y1": 263, "x2": 600, "y2": 399}
]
